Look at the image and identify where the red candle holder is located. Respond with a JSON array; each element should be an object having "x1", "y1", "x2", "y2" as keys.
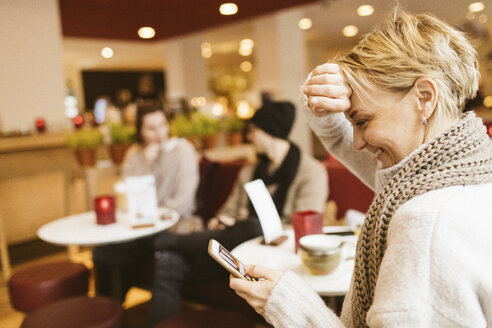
[
  {"x1": 94, "y1": 195, "x2": 116, "y2": 225},
  {"x1": 35, "y1": 117, "x2": 46, "y2": 133},
  {"x1": 292, "y1": 210, "x2": 323, "y2": 253},
  {"x1": 73, "y1": 114, "x2": 84, "y2": 130}
]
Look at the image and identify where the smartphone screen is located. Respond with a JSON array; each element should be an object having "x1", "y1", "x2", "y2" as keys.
[{"x1": 218, "y1": 244, "x2": 257, "y2": 281}]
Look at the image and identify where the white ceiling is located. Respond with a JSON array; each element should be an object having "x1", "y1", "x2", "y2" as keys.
[{"x1": 63, "y1": 0, "x2": 492, "y2": 71}]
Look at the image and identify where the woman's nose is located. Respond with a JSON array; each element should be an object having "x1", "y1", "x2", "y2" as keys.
[{"x1": 352, "y1": 128, "x2": 366, "y2": 151}]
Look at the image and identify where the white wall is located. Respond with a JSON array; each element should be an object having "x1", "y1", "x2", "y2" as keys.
[{"x1": 0, "y1": 0, "x2": 66, "y2": 132}]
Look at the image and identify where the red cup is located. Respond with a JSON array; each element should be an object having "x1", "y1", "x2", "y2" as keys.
[
  {"x1": 94, "y1": 195, "x2": 116, "y2": 225},
  {"x1": 292, "y1": 210, "x2": 323, "y2": 253},
  {"x1": 35, "y1": 117, "x2": 46, "y2": 133}
]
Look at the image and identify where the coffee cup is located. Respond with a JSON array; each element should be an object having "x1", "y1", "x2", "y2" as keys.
[{"x1": 299, "y1": 234, "x2": 343, "y2": 275}]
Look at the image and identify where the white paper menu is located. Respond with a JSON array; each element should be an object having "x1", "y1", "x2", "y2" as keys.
[
  {"x1": 244, "y1": 179, "x2": 283, "y2": 244},
  {"x1": 124, "y1": 174, "x2": 159, "y2": 227}
]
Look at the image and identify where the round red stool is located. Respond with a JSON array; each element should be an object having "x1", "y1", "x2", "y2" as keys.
[
  {"x1": 8, "y1": 260, "x2": 89, "y2": 312},
  {"x1": 21, "y1": 295, "x2": 123, "y2": 328},
  {"x1": 153, "y1": 309, "x2": 255, "y2": 328}
]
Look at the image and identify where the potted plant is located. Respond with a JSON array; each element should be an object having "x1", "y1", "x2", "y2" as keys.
[
  {"x1": 66, "y1": 128, "x2": 104, "y2": 167},
  {"x1": 224, "y1": 116, "x2": 245, "y2": 146},
  {"x1": 170, "y1": 115, "x2": 201, "y2": 149},
  {"x1": 108, "y1": 123, "x2": 136, "y2": 164},
  {"x1": 190, "y1": 112, "x2": 220, "y2": 149}
]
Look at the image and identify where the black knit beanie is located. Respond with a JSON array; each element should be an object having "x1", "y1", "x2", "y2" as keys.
[{"x1": 250, "y1": 101, "x2": 295, "y2": 140}]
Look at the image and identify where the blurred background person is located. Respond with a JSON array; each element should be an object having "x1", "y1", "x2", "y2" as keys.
[{"x1": 93, "y1": 101, "x2": 199, "y2": 302}]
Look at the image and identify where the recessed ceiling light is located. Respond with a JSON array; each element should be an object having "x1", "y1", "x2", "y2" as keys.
[
  {"x1": 138, "y1": 27, "x2": 156, "y2": 39},
  {"x1": 469, "y1": 2, "x2": 485, "y2": 13},
  {"x1": 239, "y1": 39, "x2": 254, "y2": 49},
  {"x1": 343, "y1": 25, "x2": 359, "y2": 37},
  {"x1": 298, "y1": 18, "x2": 312, "y2": 30},
  {"x1": 219, "y1": 3, "x2": 238, "y2": 16},
  {"x1": 240, "y1": 61, "x2": 252, "y2": 72},
  {"x1": 357, "y1": 5, "x2": 374, "y2": 16},
  {"x1": 101, "y1": 47, "x2": 113, "y2": 58},
  {"x1": 479, "y1": 14, "x2": 488, "y2": 23},
  {"x1": 201, "y1": 47, "x2": 212, "y2": 58}
]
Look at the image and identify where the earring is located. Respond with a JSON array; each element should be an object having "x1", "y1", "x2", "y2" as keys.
[{"x1": 421, "y1": 116, "x2": 427, "y2": 126}]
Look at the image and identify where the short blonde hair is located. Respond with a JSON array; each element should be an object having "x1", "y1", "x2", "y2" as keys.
[{"x1": 337, "y1": 9, "x2": 479, "y2": 119}]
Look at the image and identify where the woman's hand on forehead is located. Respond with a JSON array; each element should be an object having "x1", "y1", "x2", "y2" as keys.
[{"x1": 303, "y1": 63, "x2": 352, "y2": 116}]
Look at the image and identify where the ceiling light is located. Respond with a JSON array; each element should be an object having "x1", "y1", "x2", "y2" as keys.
[
  {"x1": 240, "y1": 61, "x2": 252, "y2": 72},
  {"x1": 469, "y1": 2, "x2": 485, "y2": 13},
  {"x1": 342, "y1": 25, "x2": 359, "y2": 37},
  {"x1": 357, "y1": 4, "x2": 374, "y2": 16},
  {"x1": 219, "y1": 3, "x2": 238, "y2": 15},
  {"x1": 201, "y1": 47, "x2": 212, "y2": 58},
  {"x1": 239, "y1": 39, "x2": 254, "y2": 49},
  {"x1": 298, "y1": 18, "x2": 312, "y2": 30},
  {"x1": 479, "y1": 14, "x2": 488, "y2": 23},
  {"x1": 138, "y1": 26, "x2": 156, "y2": 39},
  {"x1": 101, "y1": 47, "x2": 113, "y2": 58}
]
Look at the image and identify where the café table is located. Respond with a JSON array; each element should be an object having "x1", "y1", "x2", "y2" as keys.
[
  {"x1": 38, "y1": 208, "x2": 179, "y2": 300},
  {"x1": 231, "y1": 226, "x2": 357, "y2": 297},
  {"x1": 38, "y1": 208, "x2": 179, "y2": 247}
]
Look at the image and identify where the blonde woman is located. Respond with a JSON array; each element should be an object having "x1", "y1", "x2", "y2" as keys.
[{"x1": 230, "y1": 9, "x2": 492, "y2": 327}]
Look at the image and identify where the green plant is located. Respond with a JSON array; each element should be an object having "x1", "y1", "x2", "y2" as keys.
[
  {"x1": 190, "y1": 112, "x2": 220, "y2": 137},
  {"x1": 224, "y1": 116, "x2": 245, "y2": 134},
  {"x1": 170, "y1": 115, "x2": 193, "y2": 138},
  {"x1": 66, "y1": 128, "x2": 104, "y2": 150},
  {"x1": 109, "y1": 123, "x2": 136, "y2": 145}
]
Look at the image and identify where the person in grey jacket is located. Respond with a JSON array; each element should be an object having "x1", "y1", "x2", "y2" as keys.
[
  {"x1": 230, "y1": 9, "x2": 492, "y2": 327},
  {"x1": 93, "y1": 102, "x2": 199, "y2": 302}
]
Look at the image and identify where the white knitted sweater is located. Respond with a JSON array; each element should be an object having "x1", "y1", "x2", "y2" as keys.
[{"x1": 263, "y1": 111, "x2": 492, "y2": 327}]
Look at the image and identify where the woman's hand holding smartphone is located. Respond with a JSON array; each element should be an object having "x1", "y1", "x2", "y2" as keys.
[{"x1": 208, "y1": 239, "x2": 257, "y2": 281}]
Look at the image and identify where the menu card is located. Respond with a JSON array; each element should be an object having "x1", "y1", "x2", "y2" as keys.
[
  {"x1": 124, "y1": 174, "x2": 159, "y2": 228},
  {"x1": 244, "y1": 179, "x2": 283, "y2": 244}
]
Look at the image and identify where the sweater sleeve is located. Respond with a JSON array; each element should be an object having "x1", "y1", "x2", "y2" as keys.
[
  {"x1": 291, "y1": 157, "x2": 328, "y2": 214},
  {"x1": 264, "y1": 271, "x2": 346, "y2": 328},
  {"x1": 162, "y1": 141, "x2": 199, "y2": 217},
  {"x1": 301, "y1": 98, "x2": 377, "y2": 190}
]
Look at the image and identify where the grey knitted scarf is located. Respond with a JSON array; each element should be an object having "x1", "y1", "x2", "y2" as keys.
[{"x1": 352, "y1": 111, "x2": 492, "y2": 327}]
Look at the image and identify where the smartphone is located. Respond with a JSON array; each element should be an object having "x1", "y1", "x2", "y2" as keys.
[{"x1": 208, "y1": 239, "x2": 257, "y2": 281}]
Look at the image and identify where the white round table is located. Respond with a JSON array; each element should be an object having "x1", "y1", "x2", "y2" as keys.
[
  {"x1": 232, "y1": 226, "x2": 357, "y2": 296},
  {"x1": 38, "y1": 208, "x2": 179, "y2": 246}
]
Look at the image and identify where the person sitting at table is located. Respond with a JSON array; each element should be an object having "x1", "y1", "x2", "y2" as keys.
[
  {"x1": 148, "y1": 100, "x2": 328, "y2": 325},
  {"x1": 230, "y1": 9, "x2": 492, "y2": 327},
  {"x1": 92, "y1": 101, "x2": 200, "y2": 301}
]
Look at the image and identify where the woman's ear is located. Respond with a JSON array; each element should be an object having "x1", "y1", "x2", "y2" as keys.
[{"x1": 413, "y1": 77, "x2": 438, "y2": 121}]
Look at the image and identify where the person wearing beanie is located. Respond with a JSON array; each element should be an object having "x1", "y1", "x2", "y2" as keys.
[{"x1": 148, "y1": 101, "x2": 328, "y2": 325}]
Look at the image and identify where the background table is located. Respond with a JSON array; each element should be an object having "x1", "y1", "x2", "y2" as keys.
[
  {"x1": 232, "y1": 226, "x2": 357, "y2": 297},
  {"x1": 38, "y1": 208, "x2": 179, "y2": 247}
]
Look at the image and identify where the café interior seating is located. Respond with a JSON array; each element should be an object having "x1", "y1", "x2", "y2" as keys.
[
  {"x1": 20, "y1": 295, "x2": 123, "y2": 328},
  {"x1": 8, "y1": 260, "x2": 89, "y2": 313}
]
